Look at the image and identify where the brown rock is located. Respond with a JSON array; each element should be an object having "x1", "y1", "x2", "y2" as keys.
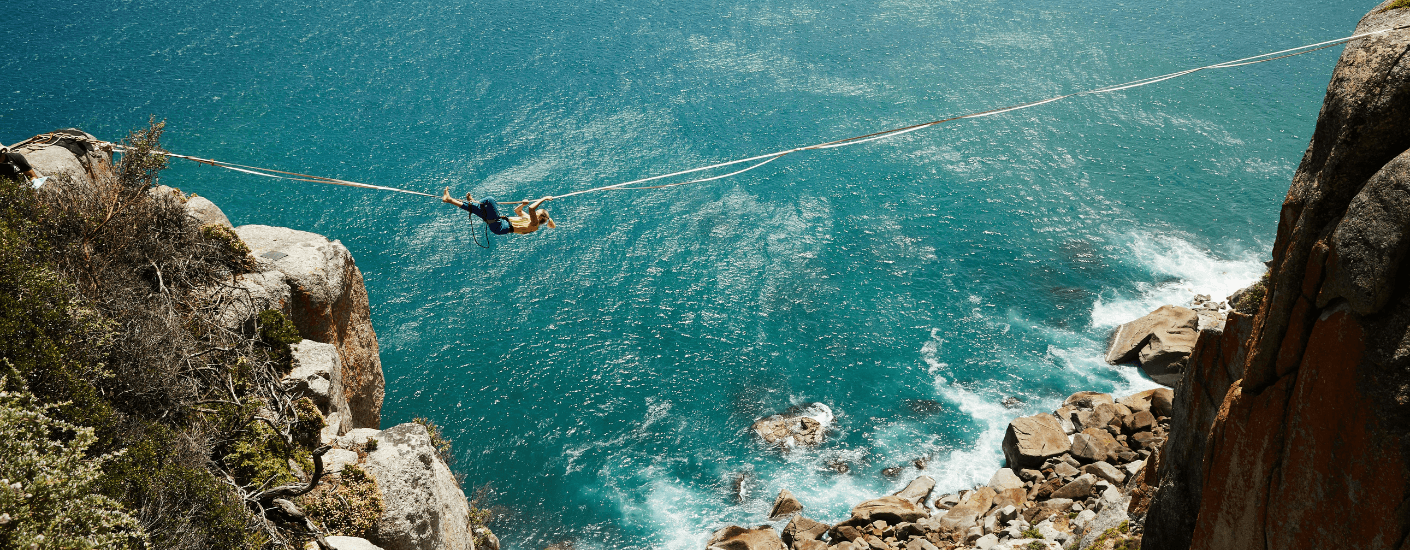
[
  {"x1": 1105, "y1": 305, "x2": 1199, "y2": 385},
  {"x1": 1071, "y1": 428, "x2": 1119, "y2": 463},
  {"x1": 1002, "y1": 414, "x2": 1071, "y2": 469},
  {"x1": 792, "y1": 541, "x2": 827, "y2": 550},
  {"x1": 937, "y1": 487, "x2": 995, "y2": 532},
  {"x1": 1050, "y1": 474, "x2": 1096, "y2": 500},
  {"x1": 1124, "y1": 410, "x2": 1156, "y2": 433},
  {"x1": 1062, "y1": 391, "x2": 1115, "y2": 410},
  {"x1": 769, "y1": 489, "x2": 803, "y2": 519},
  {"x1": 851, "y1": 496, "x2": 928, "y2": 525},
  {"x1": 782, "y1": 516, "x2": 829, "y2": 546},
  {"x1": 706, "y1": 525, "x2": 786, "y2": 550}
]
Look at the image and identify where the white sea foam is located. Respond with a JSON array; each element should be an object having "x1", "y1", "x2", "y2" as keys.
[{"x1": 1091, "y1": 231, "x2": 1266, "y2": 329}]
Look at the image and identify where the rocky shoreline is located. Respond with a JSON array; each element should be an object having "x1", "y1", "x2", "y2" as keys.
[{"x1": 710, "y1": 384, "x2": 1175, "y2": 550}]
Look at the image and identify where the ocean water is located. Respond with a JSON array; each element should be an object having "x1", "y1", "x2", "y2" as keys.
[{"x1": 2, "y1": 0, "x2": 1370, "y2": 547}]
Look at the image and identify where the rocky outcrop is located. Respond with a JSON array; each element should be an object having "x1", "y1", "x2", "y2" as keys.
[
  {"x1": 285, "y1": 340, "x2": 353, "y2": 440},
  {"x1": 1001, "y1": 414, "x2": 1070, "y2": 469},
  {"x1": 13, "y1": 129, "x2": 115, "y2": 191},
  {"x1": 354, "y1": 423, "x2": 473, "y2": 550},
  {"x1": 710, "y1": 390, "x2": 1163, "y2": 550},
  {"x1": 237, "y1": 225, "x2": 385, "y2": 429},
  {"x1": 1104, "y1": 305, "x2": 1200, "y2": 386},
  {"x1": 752, "y1": 403, "x2": 833, "y2": 448},
  {"x1": 1144, "y1": 4, "x2": 1410, "y2": 549},
  {"x1": 708, "y1": 526, "x2": 787, "y2": 550}
]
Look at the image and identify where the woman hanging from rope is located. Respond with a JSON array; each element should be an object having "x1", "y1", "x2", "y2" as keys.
[{"x1": 442, "y1": 187, "x2": 557, "y2": 235}]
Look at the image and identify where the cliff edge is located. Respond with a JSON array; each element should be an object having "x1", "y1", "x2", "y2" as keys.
[{"x1": 1144, "y1": 3, "x2": 1410, "y2": 549}]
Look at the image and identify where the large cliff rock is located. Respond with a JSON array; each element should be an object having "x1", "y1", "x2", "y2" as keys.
[
  {"x1": 333, "y1": 424, "x2": 474, "y2": 550},
  {"x1": 1145, "y1": 5, "x2": 1410, "y2": 549},
  {"x1": 237, "y1": 225, "x2": 386, "y2": 429}
]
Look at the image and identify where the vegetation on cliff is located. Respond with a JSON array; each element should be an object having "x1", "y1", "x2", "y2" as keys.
[{"x1": 0, "y1": 122, "x2": 355, "y2": 549}]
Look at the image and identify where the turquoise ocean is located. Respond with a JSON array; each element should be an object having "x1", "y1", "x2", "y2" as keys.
[{"x1": 3, "y1": 0, "x2": 1370, "y2": 547}]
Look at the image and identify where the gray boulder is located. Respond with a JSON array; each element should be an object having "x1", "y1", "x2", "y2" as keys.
[
  {"x1": 987, "y1": 468, "x2": 1024, "y2": 492},
  {"x1": 1078, "y1": 494, "x2": 1131, "y2": 549},
  {"x1": 1002, "y1": 414, "x2": 1071, "y2": 469},
  {"x1": 304, "y1": 537, "x2": 384, "y2": 550},
  {"x1": 781, "y1": 516, "x2": 828, "y2": 546},
  {"x1": 362, "y1": 423, "x2": 471, "y2": 550},
  {"x1": 15, "y1": 129, "x2": 114, "y2": 193},
  {"x1": 1081, "y1": 461, "x2": 1126, "y2": 486},
  {"x1": 894, "y1": 475, "x2": 936, "y2": 504},
  {"x1": 285, "y1": 340, "x2": 352, "y2": 440},
  {"x1": 236, "y1": 225, "x2": 385, "y2": 429},
  {"x1": 186, "y1": 195, "x2": 234, "y2": 228}
]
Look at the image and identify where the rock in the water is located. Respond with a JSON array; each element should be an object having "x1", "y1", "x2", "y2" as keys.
[
  {"x1": 769, "y1": 488, "x2": 803, "y2": 519},
  {"x1": 751, "y1": 403, "x2": 832, "y2": 448},
  {"x1": 1104, "y1": 305, "x2": 1199, "y2": 385},
  {"x1": 362, "y1": 423, "x2": 471, "y2": 550},
  {"x1": 1063, "y1": 391, "x2": 1115, "y2": 410},
  {"x1": 1002, "y1": 414, "x2": 1071, "y2": 469},
  {"x1": 236, "y1": 225, "x2": 386, "y2": 429},
  {"x1": 706, "y1": 525, "x2": 786, "y2": 550},
  {"x1": 782, "y1": 516, "x2": 829, "y2": 546},
  {"x1": 894, "y1": 475, "x2": 936, "y2": 504},
  {"x1": 850, "y1": 495, "x2": 928, "y2": 524}
]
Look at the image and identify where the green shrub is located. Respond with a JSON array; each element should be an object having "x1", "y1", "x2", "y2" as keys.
[
  {"x1": 1230, "y1": 271, "x2": 1269, "y2": 314},
  {"x1": 1383, "y1": 0, "x2": 1410, "y2": 12},
  {"x1": 298, "y1": 465, "x2": 385, "y2": 539},
  {"x1": 0, "y1": 376, "x2": 147, "y2": 549},
  {"x1": 1023, "y1": 527, "x2": 1043, "y2": 539},
  {"x1": 413, "y1": 417, "x2": 453, "y2": 464},
  {"x1": 198, "y1": 224, "x2": 251, "y2": 269}
]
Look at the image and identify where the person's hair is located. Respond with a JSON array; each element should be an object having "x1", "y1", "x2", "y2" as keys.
[{"x1": 538, "y1": 211, "x2": 550, "y2": 222}]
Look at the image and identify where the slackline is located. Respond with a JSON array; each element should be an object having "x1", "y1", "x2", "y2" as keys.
[{"x1": 112, "y1": 24, "x2": 1407, "y2": 203}]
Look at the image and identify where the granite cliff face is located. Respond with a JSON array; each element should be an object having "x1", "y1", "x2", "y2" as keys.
[{"x1": 1145, "y1": 4, "x2": 1410, "y2": 549}]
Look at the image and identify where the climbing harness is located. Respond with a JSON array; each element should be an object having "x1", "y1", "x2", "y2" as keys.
[{"x1": 104, "y1": 25, "x2": 1408, "y2": 204}]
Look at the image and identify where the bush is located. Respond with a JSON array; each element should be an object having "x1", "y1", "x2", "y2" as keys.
[
  {"x1": 0, "y1": 375, "x2": 147, "y2": 549},
  {"x1": 1229, "y1": 271, "x2": 1270, "y2": 314},
  {"x1": 297, "y1": 465, "x2": 384, "y2": 540},
  {"x1": 1383, "y1": 0, "x2": 1410, "y2": 12},
  {"x1": 412, "y1": 417, "x2": 453, "y2": 464}
]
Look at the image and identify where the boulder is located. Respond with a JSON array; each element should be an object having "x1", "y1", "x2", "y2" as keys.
[
  {"x1": 304, "y1": 537, "x2": 384, "y2": 550},
  {"x1": 321, "y1": 448, "x2": 361, "y2": 474},
  {"x1": 362, "y1": 423, "x2": 471, "y2": 550},
  {"x1": 938, "y1": 487, "x2": 996, "y2": 532},
  {"x1": 285, "y1": 340, "x2": 352, "y2": 440},
  {"x1": 1081, "y1": 461, "x2": 1126, "y2": 486},
  {"x1": 751, "y1": 403, "x2": 832, "y2": 448},
  {"x1": 1071, "y1": 428, "x2": 1120, "y2": 463},
  {"x1": 1002, "y1": 414, "x2": 1071, "y2": 469},
  {"x1": 236, "y1": 225, "x2": 385, "y2": 429},
  {"x1": 1053, "y1": 461, "x2": 1079, "y2": 478},
  {"x1": 1149, "y1": 388, "x2": 1173, "y2": 417},
  {"x1": 991, "y1": 487, "x2": 1027, "y2": 511},
  {"x1": 15, "y1": 129, "x2": 114, "y2": 193},
  {"x1": 1051, "y1": 474, "x2": 1096, "y2": 500},
  {"x1": 850, "y1": 495, "x2": 928, "y2": 524},
  {"x1": 894, "y1": 475, "x2": 936, "y2": 504},
  {"x1": 186, "y1": 195, "x2": 234, "y2": 228},
  {"x1": 1077, "y1": 495, "x2": 1130, "y2": 550},
  {"x1": 781, "y1": 516, "x2": 829, "y2": 546},
  {"x1": 988, "y1": 468, "x2": 1024, "y2": 492},
  {"x1": 1124, "y1": 410, "x2": 1156, "y2": 433},
  {"x1": 792, "y1": 541, "x2": 827, "y2": 550},
  {"x1": 1106, "y1": 305, "x2": 1200, "y2": 385},
  {"x1": 707, "y1": 526, "x2": 786, "y2": 550},
  {"x1": 1075, "y1": 402, "x2": 1119, "y2": 432},
  {"x1": 1116, "y1": 389, "x2": 1158, "y2": 414},
  {"x1": 1062, "y1": 392, "x2": 1114, "y2": 410},
  {"x1": 768, "y1": 488, "x2": 803, "y2": 519}
]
